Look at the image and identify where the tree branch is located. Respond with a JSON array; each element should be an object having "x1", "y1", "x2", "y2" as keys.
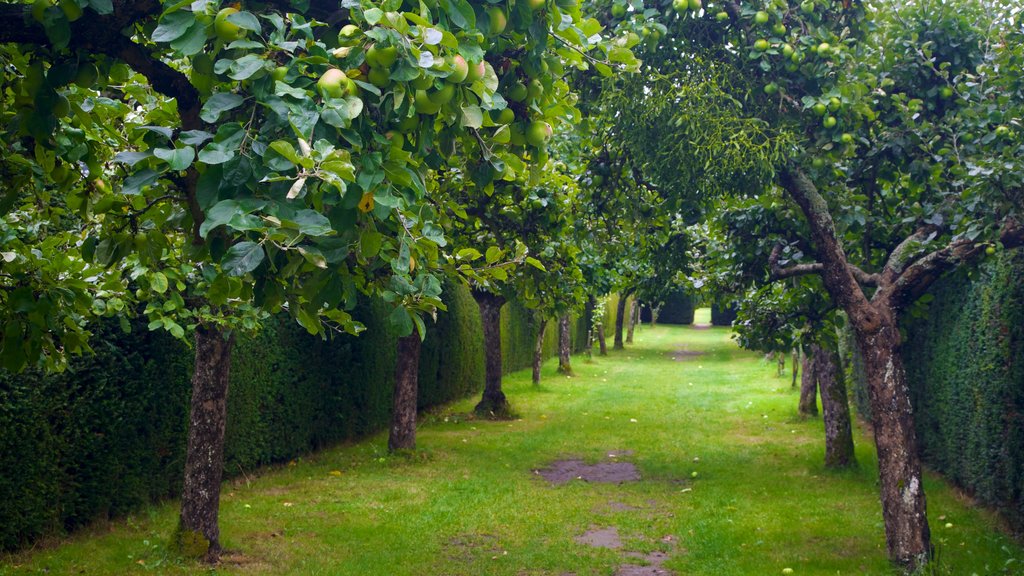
[
  {"x1": 769, "y1": 243, "x2": 879, "y2": 285},
  {"x1": 886, "y1": 219, "x2": 1024, "y2": 310}
]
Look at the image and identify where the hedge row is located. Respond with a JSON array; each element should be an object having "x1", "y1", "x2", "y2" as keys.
[
  {"x1": 711, "y1": 303, "x2": 738, "y2": 326},
  {"x1": 640, "y1": 289, "x2": 694, "y2": 325},
  {"x1": 847, "y1": 249, "x2": 1024, "y2": 531},
  {"x1": 0, "y1": 284, "x2": 581, "y2": 552}
]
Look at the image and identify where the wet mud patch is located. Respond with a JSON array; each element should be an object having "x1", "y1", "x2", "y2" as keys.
[
  {"x1": 575, "y1": 526, "x2": 623, "y2": 549},
  {"x1": 668, "y1": 350, "x2": 705, "y2": 361},
  {"x1": 536, "y1": 459, "x2": 641, "y2": 485}
]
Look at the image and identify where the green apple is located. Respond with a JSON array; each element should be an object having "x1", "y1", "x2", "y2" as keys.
[
  {"x1": 318, "y1": 68, "x2": 355, "y2": 99},
  {"x1": 214, "y1": 7, "x2": 247, "y2": 43},
  {"x1": 753, "y1": 39, "x2": 769, "y2": 51},
  {"x1": 816, "y1": 42, "x2": 831, "y2": 57},
  {"x1": 840, "y1": 132, "x2": 854, "y2": 144},
  {"x1": 823, "y1": 115, "x2": 837, "y2": 128},
  {"x1": 772, "y1": 23, "x2": 786, "y2": 36},
  {"x1": 368, "y1": 67, "x2": 390, "y2": 87},
  {"x1": 525, "y1": 120, "x2": 552, "y2": 147},
  {"x1": 812, "y1": 102, "x2": 827, "y2": 116},
  {"x1": 782, "y1": 43, "x2": 795, "y2": 58},
  {"x1": 985, "y1": 245, "x2": 996, "y2": 256},
  {"x1": 715, "y1": 11, "x2": 729, "y2": 21},
  {"x1": 754, "y1": 11, "x2": 769, "y2": 24},
  {"x1": 763, "y1": 82, "x2": 779, "y2": 95},
  {"x1": 74, "y1": 63, "x2": 98, "y2": 88},
  {"x1": 995, "y1": 125, "x2": 1010, "y2": 138},
  {"x1": 486, "y1": 7, "x2": 507, "y2": 35},
  {"x1": 811, "y1": 157, "x2": 825, "y2": 169},
  {"x1": 688, "y1": 0, "x2": 701, "y2": 10},
  {"x1": 507, "y1": 81, "x2": 528, "y2": 102},
  {"x1": 526, "y1": 0, "x2": 545, "y2": 10},
  {"x1": 412, "y1": 73, "x2": 434, "y2": 90},
  {"x1": 527, "y1": 78, "x2": 544, "y2": 101},
  {"x1": 939, "y1": 86, "x2": 954, "y2": 99},
  {"x1": 366, "y1": 45, "x2": 398, "y2": 68},
  {"x1": 448, "y1": 55, "x2": 469, "y2": 83},
  {"x1": 428, "y1": 83, "x2": 456, "y2": 105},
  {"x1": 414, "y1": 90, "x2": 442, "y2": 114},
  {"x1": 672, "y1": 0, "x2": 687, "y2": 13},
  {"x1": 800, "y1": 1, "x2": 814, "y2": 14},
  {"x1": 53, "y1": 94, "x2": 71, "y2": 117},
  {"x1": 828, "y1": 96, "x2": 841, "y2": 111},
  {"x1": 465, "y1": 60, "x2": 486, "y2": 83},
  {"x1": 491, "y1": 108, "x2": 515, "y2": 124},
  {"x1": 611, "y1": 3, "x2": 626, "y2": 17},
  {"x1": 338, "y1": 24, "x2": 361, "y2": 45}
]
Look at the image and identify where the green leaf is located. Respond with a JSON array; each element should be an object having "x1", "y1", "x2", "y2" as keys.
[
  {"x1": 228, "y1": 55, "x2": 266, "y2": 80},
  {"x1": 460, "y1": 104, "x2": 483, "y2": 129},
  {"x1": 359, "y1": 231, "x2": 383, "y2": 259},
  {"x1": 154, "y1": 146, "x2": 195, "y2": 171},
  {"x1": 226, "y1": 10, "x2": 261, "y2": 32},
  {"x1": 268, "y1": 140, "x2": 301, "y2": 164},
  {"x1": 389, "y1": 305, "x2": 414, "y2": 337},
  {"x1": 221, "y1": 241, "x2": 265, "y2": 276},
  {"x1": 87, "y1": 0, "x2": 113, "y2": 14},
  {"x1": 150, "y1": 272, "x2": 169, "y2": 293},
  {"x1": 485, "y1": 245, "x2": 502, "y2": 264},
  {"x1": 200, "y1": 93, "x2": 245, "y2": 123},
  {"x1": 457, "y1": 247, "x2": 481, "y2": 261},
  {"x1": 152, "y1": 11, "x2": 195, "y2": 43},
  {"x1": 525, "y1": 256, "x2": 546, "y2": 271},
  {"x1": 289, "y1": 210, "x2": 333, "y2": 236}
]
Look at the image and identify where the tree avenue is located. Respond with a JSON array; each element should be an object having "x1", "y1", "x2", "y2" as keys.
[
  {"x1": 0, "y1": 0, "x2": 636, "y2": 561},
  {"x1": 589, "y1": 0, "x2": 1023, "y2": 571}
]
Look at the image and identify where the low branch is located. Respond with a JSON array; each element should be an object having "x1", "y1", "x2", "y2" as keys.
[
  {"x1": 769, "y1": 243, "x2": 879, "y2": 285},
  {"x1": 880, "y1": 225, "x2": 939, "y2": 281}
]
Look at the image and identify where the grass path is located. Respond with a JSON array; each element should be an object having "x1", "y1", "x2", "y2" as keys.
[{"x1": 3, "y1": 315, "x2": 1021, "y2": 575}]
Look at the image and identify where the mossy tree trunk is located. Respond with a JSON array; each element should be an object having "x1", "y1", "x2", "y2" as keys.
[
  {"x1": 613, "y1": 290, "x2": 632, "y2": 350},
  {"x1": 532, "y1": 313, "x2": 547, "y2": 385},
  {"x1": 178, "y1": 326, "x2": 235, "y2": 562},
  {"x1": 597, "y1": 324, "x2": 607, "y2": 356},
  {"x1": 557, "y1": 314, "x2": 572, "y2": 375},
  {"x1": 813, "y1": 343, "x2": 855, "y2": 468},
  {"x1": 625, "y1": 300, "x2": 637, "y2": 344},
  {"x1": 473, "y1": 290, "x2": 509, "y2": 416},
  {"x1": 791, "y1": 347, "x2": 800, "y2": 389},
  {"x1": 798, "y1": 348, "x2": 818, "y2": 417},
  {"x1": 388, "y1": 334, "x2": 421, "y2": 452}
]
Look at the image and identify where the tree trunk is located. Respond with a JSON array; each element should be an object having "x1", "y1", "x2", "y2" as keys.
[
  {"x1": 776, "y1": 351, "x2": 786, "y2": 377},
  {"x1": 781, "y1": 166, "x2": 931, "y2": 569},
  {"x1": 557, "y1": 314, "x2": 573, "y2": 375},
  {"x1": 177, "y1": 326, "x2": 235, "y2": 562},
  {"x1": 625, "y1": 300, "x2": 637, "y2": 344},
  {"x1": 597, "y1": 324, "x2": 607, "y2": 356},
  {"x1": 651, "y1": 305, "x2": 660, "y2": 327},
  {"x1": 388, "y1": 334, "x2": 421, "y2": 452},
  {"x1": 532, "y1": 315, "x2": 547, "y2": 385},
  {"x1": 813, "y1": 343, "x2": 855, "y2": 468},
  {"x1": 584, "y1": 296, "x2": 596, "y2": 360},
  {"x1": 798, "y1": 348, "x2": 818, "y2": 416},
  {"x1": 856, "y1": 321, "x2": 931, "y2": 568},
  {"x1": 613, "y1": 292, "x2": 630, "y2": 350},
  {"x1": 473, "y1": 290, "x2": 509, "y2": 416},
  {"x1": 791, "y1": 347, "x2": 800, "y2": 389}
]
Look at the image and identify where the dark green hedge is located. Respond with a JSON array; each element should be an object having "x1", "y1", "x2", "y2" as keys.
[
  {"x1": 0, "y1": 283, "x2": 486, "y2": 552},
  {"x1": 711, "y1": 303, "x2": 738, "y2": 326},
  {"x1": 847, "y1": 249, "x2": 1024, "y2": 531},
  {"x1": 655, "y1": 289, "x2": 695, "y2": 325}
]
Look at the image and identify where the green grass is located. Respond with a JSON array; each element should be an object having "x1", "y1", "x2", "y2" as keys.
[{"x1": 2, "y1": 315, "x2": 1021, "y2": 575}]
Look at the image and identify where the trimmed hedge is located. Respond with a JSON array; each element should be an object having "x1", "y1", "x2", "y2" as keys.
[
  {"x1": 0, "y1": 281, "x2": 595, "y2": 552},
  {"x1": 646, "y1": 289, "x2": 694, "y2": 325},
  {"x1": 847, "y1": 249, "x2": 1024, "y2": 530},
  {"x1": 0, "y1": 284, "x2": 488, "y2": 551},
  {"x1": 711, "y1": 303, "x2": 738, "y2": 326}
]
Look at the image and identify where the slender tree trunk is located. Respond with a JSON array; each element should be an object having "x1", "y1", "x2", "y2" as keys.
[
  {"x1": 473, "y1": 290, "x2": 509, "y2": 416},
  {"x1": 177, "y1": 326, "x2": 235, "y2": 562},
  {"x1": 584, "y1": 296, "x2": 596, "y2": 360},
  {"x1": 812, "y1": 343, "x2": 855, "y2": 468},
  {"x1": 776, "y1": 351, "x2": 786, "y2": 377},
  {"x1": 798, "y1": 348, "x2": 818, "y2": 416},
  {"x1": 532, "y1": 315, "x2": 547, "y2": 385},
  {"x1": 856, "y1": 321, "x2": 931, "y2": 568},
  {"x1": 557, "y1": 314, "x2": 573, "y2": 375},
  {"x1": 791, "y1": 347, "x2": 800, "y2": 389},
  {"x1": 614, "y1": 292, "x2": 631, "y2": 350},
  {"x1": 651, "y1": 305, "x2": 660, "y2": 327},
  {"x1": 597, "y1": 324, "x2": 607, "y2": 356},
  {"x1": 625, "y1": 300, "x2": 637, "y2": 344},
  {"x1": 388, "y1": 334, "x2": 421, "y2": 452}
]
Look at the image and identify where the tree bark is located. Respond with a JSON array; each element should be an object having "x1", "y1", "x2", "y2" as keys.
[
  {"x1": 776, "y1": 351, "x2": 786, "y2": 377},
  {"x1": 625, "y1": 300, "x2": 637, "y2": 344},
  {"x1": 651, "y1": 305, "x2": 660, "y2": 327},
  {"x1": 584, "y1": 297, "x2": 596, "y2": 360},
  {"x1": 597, "y1": 324, "x2": 607, "y2": 356},
  {"x1": 177, "y1": 326, "x2": 235, "y2": 562},
  {"x1": 557, "y1": 314, "x2": 573, "y2": 375},
  {"x1": 798, "y1": 348, "x2": 818, "y2": 417},
  {"x1": 856, "y1": 320, "x2": 931, "y2": 568},
  {"x1": 613, "y1": 292, "x2": 631, "y2": 350},
  {"x1": 388, "y1": 334, "x2": 421, "y2": 452},
  {"x1": 473, "y1": 290, "x2": 509, "y2": 416},
  {"x1": 813, "y1": 343, "x2": 855, "y2": 468},
  {"x1": 532, "y1": 315, "x2": 547, "y2": 385},
  {"x1": 791, "y1": 347, "x2": 800, "y2": 389}
]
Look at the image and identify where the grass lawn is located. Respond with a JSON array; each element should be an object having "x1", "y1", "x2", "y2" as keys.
[{"x1": 2, "y1": 312, "x2": 1021, "y2": 575}]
